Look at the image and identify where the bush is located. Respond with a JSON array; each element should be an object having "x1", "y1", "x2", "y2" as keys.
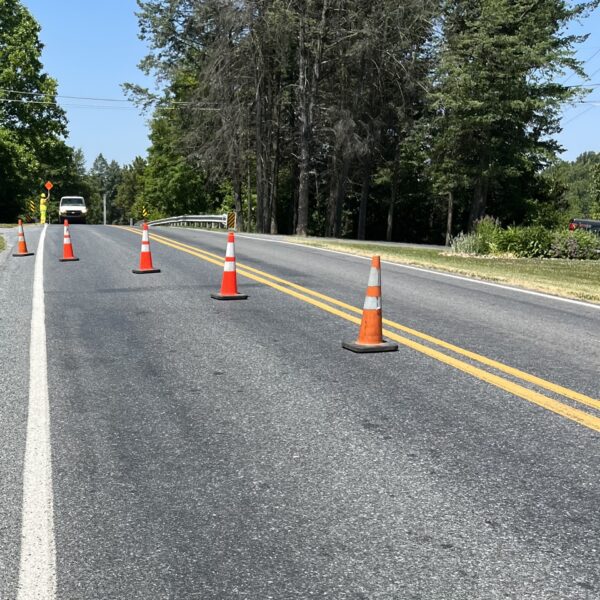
[
  {"x1": 550, "y1": 229, "x2": 600, "y2": 260},
  {"x1": 496, "y1": 225, "x2": 553, "y2": 258},
  {"x1": 451, "y1": 216, "x2": 501, "y2": 254},
  {"x1": 451, "y1": 232, "x2": 482, "y2": 254},
  {"x1": 451, "y1": 219, "x2": 600, "y2": 259}
]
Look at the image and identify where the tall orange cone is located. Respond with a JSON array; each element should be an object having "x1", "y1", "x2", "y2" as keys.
[
  {"x1": 342, "y1": 256, "x2": 398, "y2": 353},
  {"x1": 12, "y1": 219, "x2": 34, "y2": 257},
  {"x1": 132, "y1": 222, "x2": 161, "y2": 274},
  {"x1": 211, "y1": 231, "x2": 247, "y2": 300},
  {"x1": 59, "y1": 220, "x2": 79, "y2": 262}
]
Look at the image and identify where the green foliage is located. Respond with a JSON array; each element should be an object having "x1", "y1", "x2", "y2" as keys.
[
  {"x1": 550, "y1": 229, "x2": 600, "y2": 260},
  {"x1": 497, "y1": 226, "x2": 554, "y2": 258},
  {"x1": 452, "y1": 220, "x2": 600, "y2": 259},
  {"x1": 113, "y1": 157, "x2": 147, "y2": 223},
  {"x1": 127, "y1": 0, "x2": 598, "y2": 241},
  {"x1": 0, "y1": 0, "x2": 69, "y2": 221},
  {"x1": 429, "y1": 0, "x2": 590, "y2": 230},
  {"x1": 590, "y1": 162, "x2": 600, "y2": 219},
  {"x1": 451, "y1": 216, "x2": 502, "y2": 254},
  {"x1": 543, "y1": 152, "x2": 600, "y2": 219},
  {"x1": 141, "y1": 114, "x2": 210, "y2": 218}
]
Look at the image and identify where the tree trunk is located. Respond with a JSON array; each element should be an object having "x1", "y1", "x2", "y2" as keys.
[
  {"x1": 246, "y1": 157, "x2": 253, "y2": 231},
  {"x1": 357, "y1": 162, "x2": 371, "y2": 240},
  {"x1": 445, "y1": 190, "x2": 453, "y2": 246},
  {"x1": 326, "y1": 152, "x2": 350, "y2": 238},
  {"x1": 295, "y1": 1, "x2": 328, "y2": 237},
  {"x1": 296, "y1": 13, "x2": 310, "y2": 236},
  {"x1": 386, "y1": 174, "x2": 397, "y2": 242},
  {"x1": 334, "y1": 158, "x2": 349, "y2": 238},
  {"x1": 292, "y1": 161, "x2": 299, "y2": 234},
  {"x1": 255, "y1": 83, "x2": 265, "y2": 233},
  {"x1": 233, "y1": 166, "x2": 244, "y2": 232},
  {"x1": 270, "y1": 126, "x2": 280, "y2": 234},
  {"x1": 469, "y1": 157, "x2": 489, "y2": 230},
  {"x1": 469, "y1": 177, "x2": 488, "y2": 230}
]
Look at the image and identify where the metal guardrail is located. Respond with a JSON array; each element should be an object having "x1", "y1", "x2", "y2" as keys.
[{"x1": 148, "y1": 214, "x2": 232, "y2": 229}]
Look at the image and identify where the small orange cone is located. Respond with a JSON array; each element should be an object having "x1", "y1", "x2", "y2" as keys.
[
  {"x1": 342, "y1": 256, "x2": 398, "y2": 353},
  {"x1": 59, "y1": 220, "x2": 79, "y2": 262},
  {"x1": 132, "y1": 222, "x2": 160, "y2": 274},
  {"x1": 211, "y1": 231, "x2": 247, "y2": 300},
  {"x1": 12, "y1": 219, "x2": 34, "y2": 257}
]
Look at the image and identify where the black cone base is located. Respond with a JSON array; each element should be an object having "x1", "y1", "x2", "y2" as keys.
[
  {"x1": 13, "y1": 252, "x2": 34, "y2": 257},
  {"x1": 132, "y1": 268, "x2": 161, "y2": 274},
  {"x1": 210, "y1": 292, "x2": 248, "y2": 300},
  {"x1": 59, "y1": 257, "x2": 79, "y2": 262},
  {"x1": 342, "y1": 340, "x2": 398, "y2": 353}
]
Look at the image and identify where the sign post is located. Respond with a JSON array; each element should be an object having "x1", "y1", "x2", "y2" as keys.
[{"x1": 42, "y1": 181, "x2": 53, "y2": 225}]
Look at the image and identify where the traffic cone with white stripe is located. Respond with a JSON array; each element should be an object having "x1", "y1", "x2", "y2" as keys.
[
  {"x1": 342, "y1": 256, "x2": 398, "y2": 353},
  {"x1": 132, "y1": 222, "x2": 160, "y2": 274},
  {"x1": 59, "y1": 220, "x2": 79, "y2": 262},
  {"x1": 12, "y1": 219, "x2": 33, "y2": 257},
  {"x1": 211, "y1": 231, "x2": 247, "y2": 300}
]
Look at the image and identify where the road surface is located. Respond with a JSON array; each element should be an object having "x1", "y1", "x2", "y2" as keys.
[{"x1": 1, "y1": 224, "x2": 598, "y2": 599}]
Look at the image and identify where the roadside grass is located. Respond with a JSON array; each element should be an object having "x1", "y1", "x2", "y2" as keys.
[
  {"x1": 0, "y1": 222, "x2": 20, "y2": 253},
  {"x1": 289, "y1": 239, "x2": 600, "y2": 304}
]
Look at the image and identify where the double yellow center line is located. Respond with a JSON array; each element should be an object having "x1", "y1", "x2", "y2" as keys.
[{"x1": 125, "y1": 227, "x2": 600, "y2": 433}]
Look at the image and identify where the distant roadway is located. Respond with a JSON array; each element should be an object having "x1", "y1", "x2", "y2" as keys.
[{"x1": 1, "y1": 224, "x2": 598, "y2": 599}]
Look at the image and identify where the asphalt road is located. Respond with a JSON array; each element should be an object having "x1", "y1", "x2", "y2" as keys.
[{"x1": 1, "y1": 224, "x2": 599, "y2": 599}]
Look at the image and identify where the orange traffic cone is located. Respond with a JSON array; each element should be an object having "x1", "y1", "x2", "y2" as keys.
[
  {"x1": 342, "y1": 256, "x2": 398, "y2": 353},
  {"x1": 59, "y1": 220, "x2": 79, "y2": 262},
  {"x1": 12, "y1": 219, "x2": 34, "y2": 257},
  {"x1": 132, "y1": 222, "x2": 161, "y2": 274},
  {"x1": 211, "y1": 231, "x2": 247, "y2": 300}
]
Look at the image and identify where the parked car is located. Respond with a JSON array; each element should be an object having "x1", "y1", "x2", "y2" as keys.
[
  {"x1": 568, "y1": 218, "x2": 600, "y2": 235},
  {"x1": 58, "y1": 196, "x2": 87, "y2": 224}
]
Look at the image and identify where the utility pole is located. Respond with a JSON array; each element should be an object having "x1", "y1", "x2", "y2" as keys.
[{"x1": 103, "y1": 193, "x2": 107, "y2": 225}]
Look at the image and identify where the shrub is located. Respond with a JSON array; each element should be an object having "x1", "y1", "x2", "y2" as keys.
[
  {"x1": 550, "y1": 229, "x2": 600, "y2": 260},
  {"x1": 451, "y1": 216, "x2": 502, "y2": 255},
  {"x1": 451, "y1": 218, "x2": 600, "y2": 259},
  {"x1": 451, "y1": 232, "x2": 482, "y2": 254},
  {"x1": 473, "y1": 216, "x2": 502, "y2": 253},
  {"x1": 496, "y1": 225, "x2": 553, "y2": 258}
]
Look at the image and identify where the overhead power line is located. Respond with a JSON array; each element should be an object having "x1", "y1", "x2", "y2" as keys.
[
  {"x1": 563, "y1": 105, "x2": 595, "y2": 125},
  {"x1": 0, "y1": 97, "x2": 218, "y2": 111},
  {"x1": 0, "y1": 87, "x2": 216, "y2": 107},
  {"x1": 0, "y1": 88, "x2": 132, "y2": 103},
  {"x1": 562, "y1": 47, "x2": 600, "y2": 84}
]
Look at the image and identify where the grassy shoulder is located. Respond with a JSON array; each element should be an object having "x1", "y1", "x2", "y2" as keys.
[
  {"x1": 0, "y1": 223, "x2": 19, "y2": 253},
  {"x1": 289, "y1": 238, "x2": 600, "y2": 304}
]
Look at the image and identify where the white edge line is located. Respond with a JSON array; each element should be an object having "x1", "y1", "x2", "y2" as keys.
[
  {"x1": 17, "y1": 224, "x2": 56, "y2": 599},
  {"x1": 178, "y1": 228, "x2": 599, "y2": 312}
]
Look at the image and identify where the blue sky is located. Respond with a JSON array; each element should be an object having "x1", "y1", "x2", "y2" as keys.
[
  {"x1": 22, "y1": 0, "x2": 154, "y2": 169},
  {"x1": 20, "y1": 1, "x2": 600, "y2": 169}
]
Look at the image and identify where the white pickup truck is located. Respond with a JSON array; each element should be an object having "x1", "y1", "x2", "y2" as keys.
[{"x1": 58, "y1": 196, "x2": 87, "y2": 224}]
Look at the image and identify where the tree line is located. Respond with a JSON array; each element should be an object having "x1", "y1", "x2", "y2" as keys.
[{"x1": 2, "y1": 0, "x2": 599, "y2": 242}]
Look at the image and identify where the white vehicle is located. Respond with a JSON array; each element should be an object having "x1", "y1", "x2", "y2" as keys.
[{"x1": 59, "y1": 196, "x2": 87, "y2": 224}]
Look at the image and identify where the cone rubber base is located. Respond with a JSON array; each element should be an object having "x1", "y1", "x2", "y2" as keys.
[
  {"x1": 342, "y1": 340, "x2": 398, "y2": 353},
  {"x1": 132, "y1": 268, "x2": 161, "y2": 274},
  {"x1": 13, "y1": 252, "x2": 34, "y2": 257},
  {"x1": 210, "y1": 292, "x2": 248, "y2": 301},
  {"x1": 59, "y1": 257, "x2": 79, "y2": 262}
]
